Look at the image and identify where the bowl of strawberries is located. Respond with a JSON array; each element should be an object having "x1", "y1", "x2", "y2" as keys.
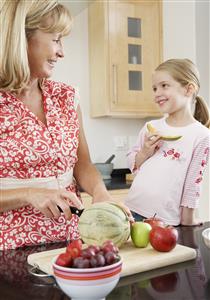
[{"x1": 52, "y1": 239, "x2": 122, "y2": 300}]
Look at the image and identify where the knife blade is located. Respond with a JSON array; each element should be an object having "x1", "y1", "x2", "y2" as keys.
[{"x1": 57, "y1": 206, "x2": 84, "y2": 217}]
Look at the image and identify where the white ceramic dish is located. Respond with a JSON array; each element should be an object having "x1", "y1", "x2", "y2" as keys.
[
  {"x1": 52, "y1": 256, "x2": 122, "y2": 300},
  {"x1": 202, "y1": 228, "x2": 210, "y2": 249}
]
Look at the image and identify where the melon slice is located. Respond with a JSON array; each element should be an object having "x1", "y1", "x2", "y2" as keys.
[{"x1": 147, "y1": 123, "x2": 182, "y2": 141}]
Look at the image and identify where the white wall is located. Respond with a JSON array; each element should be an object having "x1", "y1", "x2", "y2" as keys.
[
  {"x1": 195, "y1": 0, "x2": 210, "y2": 221},
  {"x1": 163, "y1": 1, "x2": 196, "y2": 59},
  {"x1": 54, "y1": 1, "x2": 209, "y2": 220}
]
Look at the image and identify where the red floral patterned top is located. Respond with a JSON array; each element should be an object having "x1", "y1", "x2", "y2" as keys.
[{"x1": 0, "y1": 80, "x2": 81, "y2": 250}]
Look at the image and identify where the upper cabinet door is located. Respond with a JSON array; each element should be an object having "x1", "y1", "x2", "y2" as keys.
[{"x1": 89, "y1": 0, "x2": 163, "y2": 118}]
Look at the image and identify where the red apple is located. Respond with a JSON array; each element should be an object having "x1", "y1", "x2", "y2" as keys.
[
  {"x1": 149, "y1": 225, "x2": 178, "y2": 252},
  {"x1": 151, "y1": 272, "x2": 179, "y2": 292},
  {"x1": 144, "y1": 213, "x2": 165, "y2": 228}
]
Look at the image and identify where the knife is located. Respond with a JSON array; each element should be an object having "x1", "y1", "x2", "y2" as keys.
[{"x1": 57, "y1": 206, "x2": 84, "y2": 217}]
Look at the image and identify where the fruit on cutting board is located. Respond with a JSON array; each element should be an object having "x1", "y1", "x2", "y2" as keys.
[
  {"x1": 144, "y1": 213, "x2": 165, "y2": 229},
  {"x1": 149, "y1": 225, "x2": 178, "y2": 252},
  {"x1": 131, "y1": 221, "x2": 152, "y2": 248},
  {"x1": 147, "y1": 123, "x2": 182, "y2": 141},
  {"x1": 78, "y1": 202, "x2": 130, "y2": 247},
  {"x1": 55, "y1": 239, "x2": 120, "y2": 268}
]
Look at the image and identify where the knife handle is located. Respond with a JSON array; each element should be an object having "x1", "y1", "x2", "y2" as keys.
[
  {"x1": 70, "y1": 206, "x2": 84, "y2": 217},
  {"x1": 57, "y1": 206, "x2": 83, "y2": 217}
]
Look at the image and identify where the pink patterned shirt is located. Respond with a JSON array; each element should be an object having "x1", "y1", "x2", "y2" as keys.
[
  {"x1": 125, "y1": 118, "x2": 210, "y2": 225},
  {"x1": 0, "y1": 80, "x2": 82, "y2": 250}
]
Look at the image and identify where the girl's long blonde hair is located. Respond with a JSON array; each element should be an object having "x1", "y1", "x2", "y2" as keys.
[
  {"x1": 0, "y1": 0, "x2": 72, "y2": 92},
  {"x1": 156, "y1": 59, "x2": 210, "y2": 128}
]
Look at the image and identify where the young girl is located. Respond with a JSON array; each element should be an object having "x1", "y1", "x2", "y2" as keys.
[{"x1": 125, "y1": 59, "x2": 210, "y2": 226}]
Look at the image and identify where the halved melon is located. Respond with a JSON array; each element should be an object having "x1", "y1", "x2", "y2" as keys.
[{"x1": 78, "y1": 202, "x2": 130, "y2": 247}]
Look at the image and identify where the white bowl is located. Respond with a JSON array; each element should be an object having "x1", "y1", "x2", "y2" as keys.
[
  {"x1": 202, "y1": 228, "x2": 210, "y2": 249},
  {"x1": 52, "y1": 256, "x2": 122, "y2": 300}
]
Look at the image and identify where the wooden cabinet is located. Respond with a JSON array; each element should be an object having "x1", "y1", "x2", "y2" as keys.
[
  {"x1": 88, "y1": 0, "x2": 163, "y2": 118},
  {"x1": 81, "y1": 189, "x2": 129, "y2": 208}
]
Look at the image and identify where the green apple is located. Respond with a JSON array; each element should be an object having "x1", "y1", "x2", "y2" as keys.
[{"x1": 131, "y1": 221, "x2": 152, "y2": 248}]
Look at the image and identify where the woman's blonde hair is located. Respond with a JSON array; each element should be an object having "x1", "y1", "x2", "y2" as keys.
[
  {"x1": 156, "y1": 58, "x2": 210, "y2": 128},
  {"x1": 0, "y1": 0, "x2": 72, "y2": 92}
]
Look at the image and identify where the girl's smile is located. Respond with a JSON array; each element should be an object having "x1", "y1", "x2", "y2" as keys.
[{"x1": 155, "y1": 97, "x2": 168, "y2": 107}]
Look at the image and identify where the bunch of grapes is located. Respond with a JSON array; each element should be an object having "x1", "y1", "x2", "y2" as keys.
[
  {"x1": 56, "y1": 239, "x2": 120, "y2": 269},
  {"x1": 73, "y1": 241, "x2": 120, "y2": 268}
]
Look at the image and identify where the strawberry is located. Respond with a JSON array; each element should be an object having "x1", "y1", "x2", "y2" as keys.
[
  {"x1": 70, "y1": 239, "x2": 83, "y2": 250},
  {"x1": 56, "y1": 252, "x2": 72, "y2": 267},
  {"x1": 66, "y1": 247, "x2": 81, "y2": 259},
  {"x1": 66, "y1": 239, "x2": 83, "y2": 259}
]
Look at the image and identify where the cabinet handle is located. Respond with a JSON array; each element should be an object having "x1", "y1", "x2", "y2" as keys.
[{"x1": 112, "y1": 64, "x2": 118, "y2": 103}]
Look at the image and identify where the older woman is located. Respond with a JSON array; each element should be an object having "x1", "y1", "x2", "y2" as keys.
[{"x1": 0, "y1": 0, "x2": 114, "y2": 250}]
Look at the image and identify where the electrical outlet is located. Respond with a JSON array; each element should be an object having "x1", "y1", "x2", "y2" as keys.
[{"x1": 113, "y1": 136, "x2": 128, "y2": 151}]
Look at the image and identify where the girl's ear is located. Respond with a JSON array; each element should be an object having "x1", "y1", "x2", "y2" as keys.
[{"x1": 185, "y1": 83, "x2": 196, "y2": 97}]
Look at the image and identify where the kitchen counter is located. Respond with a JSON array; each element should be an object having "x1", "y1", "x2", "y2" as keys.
[
  {"x1": 0, "y1": 222, "x2": 209, "y2": 300},
  {"x1": 103, "y1": 176, "x2": 131, "y2": 190},
  {"x1": 79, "y1": 168, "x2": 132, "y2": 192}
]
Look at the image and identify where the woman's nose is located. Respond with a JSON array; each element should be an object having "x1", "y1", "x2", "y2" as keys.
[{"x1": 57, "y1": 45, "x2": 64, "y2": 58}]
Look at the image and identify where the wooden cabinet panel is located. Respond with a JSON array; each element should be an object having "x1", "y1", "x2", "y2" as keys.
[{"x1": 88, "y1": 0, "x2": 163, "y2": 118}]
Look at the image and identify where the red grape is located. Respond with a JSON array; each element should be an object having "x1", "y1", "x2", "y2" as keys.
[
  {"x1": 102, "y1": 241, "x2": 119, "y2": 254},
  {"x1": 90, "y1": 256, "x2": 98, "y2": 267},
  {"x1": 90, "y1": 245, "x2": 101, "y2": 253},
  {"x1": 95, "y1": 253, "x2": 105, "y2": 267},
  {"x1": 81, "y1": 248, "x2": 95, "y2": 259},
  {"x1": 73, "y1": 257, "x2": 90, "y2": 268},
  {"x1": 105, "y1": 251, "x2": 117, "y2": 265}
]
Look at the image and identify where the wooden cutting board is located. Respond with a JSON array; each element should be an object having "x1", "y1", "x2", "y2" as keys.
[{"x1": 27, "y1": 241, "x2": 196, "y2": 277}]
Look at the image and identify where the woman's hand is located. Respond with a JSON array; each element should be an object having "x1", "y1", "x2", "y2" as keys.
[
  {"x1": 27, "y1": 188, "x2": 84, "y2": 220},
  {"x1": 113, "y1": 201, "x2": 135, "y2": 223}
]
